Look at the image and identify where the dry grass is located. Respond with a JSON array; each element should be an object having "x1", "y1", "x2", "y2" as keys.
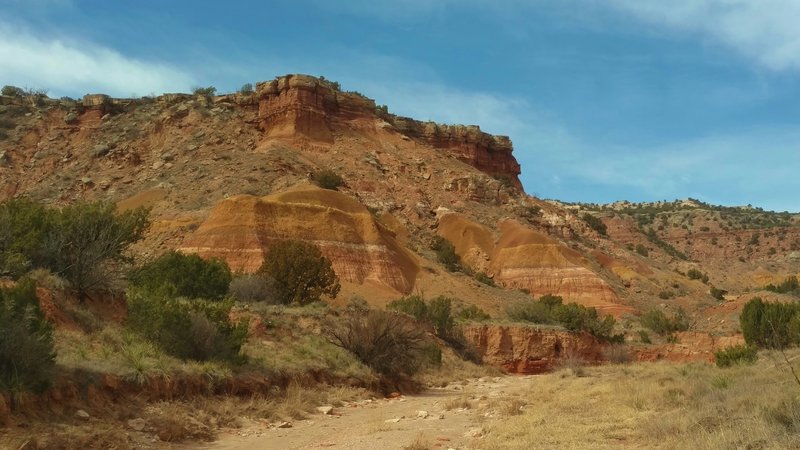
[
  {"x1": 443, "y1": 394, "x2": 474, "y2": 411},
  {"x1": 481, "y1": 350, "x2": 800, "y2": 449},
  {"x1": 419, "y1": 345, "x2": 503, "y2": 387}
]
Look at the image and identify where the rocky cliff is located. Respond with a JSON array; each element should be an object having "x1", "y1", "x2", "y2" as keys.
[
  {"x1": 463, "y1": 324, "x2": 606, "y2": 374},
  {"x1": 254, "y1": 74, "x2": 521, "y2": 186}
]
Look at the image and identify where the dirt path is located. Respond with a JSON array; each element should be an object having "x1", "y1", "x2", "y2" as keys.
[{"x1": 201, "y1": 375, "x2": 536, "y2": 450}]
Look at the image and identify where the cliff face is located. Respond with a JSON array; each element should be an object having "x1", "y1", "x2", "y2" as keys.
[
  {"x1": 254, "y1": 74, "x2": 521, "y2": 186},
  {"x1": 463, "y1": 324, "x2": 605, "y2": 374},
  {"x1": 179, "y1": 186, "x2": 419, "y2": 294}
]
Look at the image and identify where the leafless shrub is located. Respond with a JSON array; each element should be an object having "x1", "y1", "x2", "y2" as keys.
[{"x1": 326, "y1": 308, "x2": 428, "y2": 378}]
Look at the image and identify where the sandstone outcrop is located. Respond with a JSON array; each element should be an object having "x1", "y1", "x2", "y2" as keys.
[
  {"x1": 463, "y1": 324, "x2": 605, "y2": 373},
  {"x1": 438, "y1": 214, "x2": 631, "y2": 316},
  {"x1": 179, "y1": 185, "x2": 419, "y2": 294},
  {"x1": 634, "y1": 332, "x2": 746, "y2": 363}
]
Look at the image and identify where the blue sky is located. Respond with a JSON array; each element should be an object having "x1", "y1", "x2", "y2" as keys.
[{"x1": 2, "y1": 0, "x2": 799, "y2": 211}]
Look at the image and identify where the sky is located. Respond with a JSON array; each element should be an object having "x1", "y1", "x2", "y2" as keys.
[{"x1": 1, "y1": 0, "x2": 799, "y2": 211}]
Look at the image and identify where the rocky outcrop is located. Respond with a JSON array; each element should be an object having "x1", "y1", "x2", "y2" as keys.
[
  {"x1": 179, "y1": 185, "x2": 419, "y2": 294},
  {"x1": 463, "y1": 324, "x2": 605, "y2": 373},
  {"x1": 391, "y1": 119, "x2": 521, "y2": 188},
  {"x1": 635, "y1": 332, "x2": 746, "y2": 363},
  {"x1": 438, "y1": 214, "x2": 631, "y2": 316},
  {"x1": 254, "y1": 74, "x2": 521, "y2": 185}
]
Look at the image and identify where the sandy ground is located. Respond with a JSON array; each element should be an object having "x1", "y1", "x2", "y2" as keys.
[{"x1": 198, "y1": 375, "x2": 535, "y2": 450}]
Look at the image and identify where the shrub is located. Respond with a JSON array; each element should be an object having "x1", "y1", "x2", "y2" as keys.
[
  {"x1": 603, "y1": 344, "x2": 632, "y2": 364},
  {"x1": 191, "y1": 86, "x2": 217, "y2": 99},
  {"x1": 427, "y1": 296, "x2": 455, "y2": 338},
  {"x1": 640, "y1": 308, "x2": 689, "y2": 336},
  {"x1": 126, "y1": 288, "x2": 247, "y2": 362},
  {"x1": 456, "y1": 304, "x2": 490, "y2": 322},
  {"x1": 310, "y1": 169, "x2": 345, "y2": 190},
  {"x1": 239, "y1": 83, "x2": 254, "y2": 95},
  {"x1": 387, "y1": 295, "x2": 428, "y2": 321},
  {"x1": 0, "y1": 198, "x2": 56, "y2": 277},
  {"x1": 710, "y1": 286, "x2": 727, "y2": 301},
  {"x1": 0, "y1": 279, "x2": 56, "y2": 392},
  {"x1": 714, "y1": 344, "x2": 758, "y2": 368},
  {"x1": 474, "y1": 271, "x2": 495, "y2": 286},
  {"x1": 228, "y1": 275, "x2": 278, "y2": 303},
  {"x1": 258, "y1": 240, "x2": 340, "y2": 305},
  {"x1": 638, "y1": 330, "x2": 652, "y2": 344},
  {"x1": 635, "y1": 244, "x2": 649, "y2": 257},
  {"x1": 658, "y1": 290, "x2": 674, "y2": 300},
  {"x1": 130, "y1": 251, "x2": 232, "y2": 301},
  {"x1": 432, "y1": 236, "x2": 461, "y2": 272},
  {"x1": 740, "y1": 298, "x2": 800, "y2": 348},
  {"x1": 581, "y1": 214, "x2": 607, "y2": 236},
  {"x1": 686, "y1": 268, "x2": 708, "y2": 283},
  {"x1": 326, "y1": 308, "x2": 428, "y2": 378},
  {"x1": 1, "y1": 85, "x2": 24, "y2": 97},
  {"x1": 506, "y1": 294, "x2": 620, "y2": 341},
  {"x1": 764, "y1": 276, "x2": 800, "y2": 295},
  {"x1": 38, "y1": 201, "x2": 149, "y2": 298}
]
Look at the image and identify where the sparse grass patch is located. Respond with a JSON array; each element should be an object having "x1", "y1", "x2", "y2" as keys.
[{"x1": 481, "y1": 352, "x2": 800, "y2": 449}]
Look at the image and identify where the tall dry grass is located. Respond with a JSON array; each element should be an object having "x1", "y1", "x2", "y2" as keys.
[{"x1": 481, "y1": 350, "x2": 800, "y2": 449}]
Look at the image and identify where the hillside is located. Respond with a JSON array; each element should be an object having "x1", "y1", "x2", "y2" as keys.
[{"x1": 3, "y1": 74, "x2": 800, "y2": 335}]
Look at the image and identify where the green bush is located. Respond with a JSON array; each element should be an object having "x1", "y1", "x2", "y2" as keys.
[
  {"x1": 506, "y1": 294, "x2": 620, "y2": 341},
  {"x1": 740, "y1": 298, "x2": 800, "y2": 349},
  {"x1": 456, "y1": 304, "x2": 490, "y2": 322},
  {"x1": 432, "y1": 236, "x2": 461, "y2": 272},
  {"x1": 0, "y1": 279, "x2": 56, "y2": 392},
  {"x1": 474, "y1": 271, "x2": 495, "y2": 286},
  {"x1": 239, "y1": 83, "x2": 254, "y2": 95},
  {"x1": 764, "y1": 276, "x2": 800, "y2": 295},
  {"x1": 638, "y1": 330, "x2": 652, "y2": 344},
  {"x1": 191, "y1": 86, "x2": 217, "y2": 98},
  {"x1": 0, "y1": 199, "x2": 55, "y2": 277},
  {"x1": 258, "y1": 240, "x2": 340, "y2": 305},
  {"x1": 126, "y1": 288, "x2": 247, "y2": 362},
  {"x1": 507, "y1": 299, "x2": 554, "y2": 324},
  {"x1": 640, "y1": 308, "x2": 689, "y2": 336},
  {"x1": 686, "y1": 268, "x2": 709, "y2": 283},
  {"x1": 387, "y1": 294, "x2": 480, "y2": 361},
  {"x1": 0, "y1": 199, "x2": 150, "y2": 297},
  {"x1": 1, "y1": 85, "x2": 24, "y2": 97},
  {"x1": 310, "y1": 169, "x2": 345, "y2": 190},
  {"x1": 581, "y1": 213, "x2": 607, "y2": 236},
  {"x1": 635, "y1": 244, "x2": 649, "y2": 257},
  {"x1": 714, "y1": 344, "x2": 758, "y2": 368},
  {"x1": 130, "y1": 251, "x2": 232, "y2": 301}
]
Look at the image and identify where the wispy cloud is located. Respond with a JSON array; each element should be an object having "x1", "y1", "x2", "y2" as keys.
[
  {"x1": 0, "y1": 20, "x2": 193, "y2": 97},
  {"x1": 601, "y1": 0, "x2": 800, "y2": 71}
]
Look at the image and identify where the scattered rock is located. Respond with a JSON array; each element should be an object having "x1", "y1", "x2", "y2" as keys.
[
  {"x1": 80, "y1": 177, "x2": 93, "y2": 185},
  {"x1": 384, "y1": 418, "x2": 401, "y2": 424},
  {"x1": 276, "y1": 421, "x2": 292, "y2": 428},
  {"x1": 160, "y1": 152, "x2": 174, "y2": 161},
  {"x1": 64, "y1": 112, "x2": 78, "y2": 124},
  {"x1": 416, "y1": 410, "x2": 429, "y2": 419},
  {"x1": 127, "y1": 418, "x2": 146, "y2": 431},
  {"x1": 316, "y1": 406, "x2": 334, "y2": 415},
  {"x1": 387, "y1": 392, "x2": 402, "y2": 399},
  {"x1": 0, "y1": 151, "x2": 8, "y2": 167},
  {"x1": 91, "y1": 144, "x2": 110, "y2": 158},
  {"x1": 75, "y1": 410, "x2": 90, "y2": 420},
  {"x1": 464, "y1": 427, "x2": 483, "y2": 438}
]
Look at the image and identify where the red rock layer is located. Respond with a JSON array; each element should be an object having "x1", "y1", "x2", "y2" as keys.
[
  {"x1": 463, "y1": 324, "x2": 605, "y2": 374},
  {"x1": 179, "y1": 187, "x2": 419, "y2": 294}
]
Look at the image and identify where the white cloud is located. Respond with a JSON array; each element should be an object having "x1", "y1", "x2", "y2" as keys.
[
  {"x1": 601, "y1": 0, "x2": 800, "y2": 71},
  {"x1": 0, "y1": 21, "x2": 193, "y2": 97}
]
